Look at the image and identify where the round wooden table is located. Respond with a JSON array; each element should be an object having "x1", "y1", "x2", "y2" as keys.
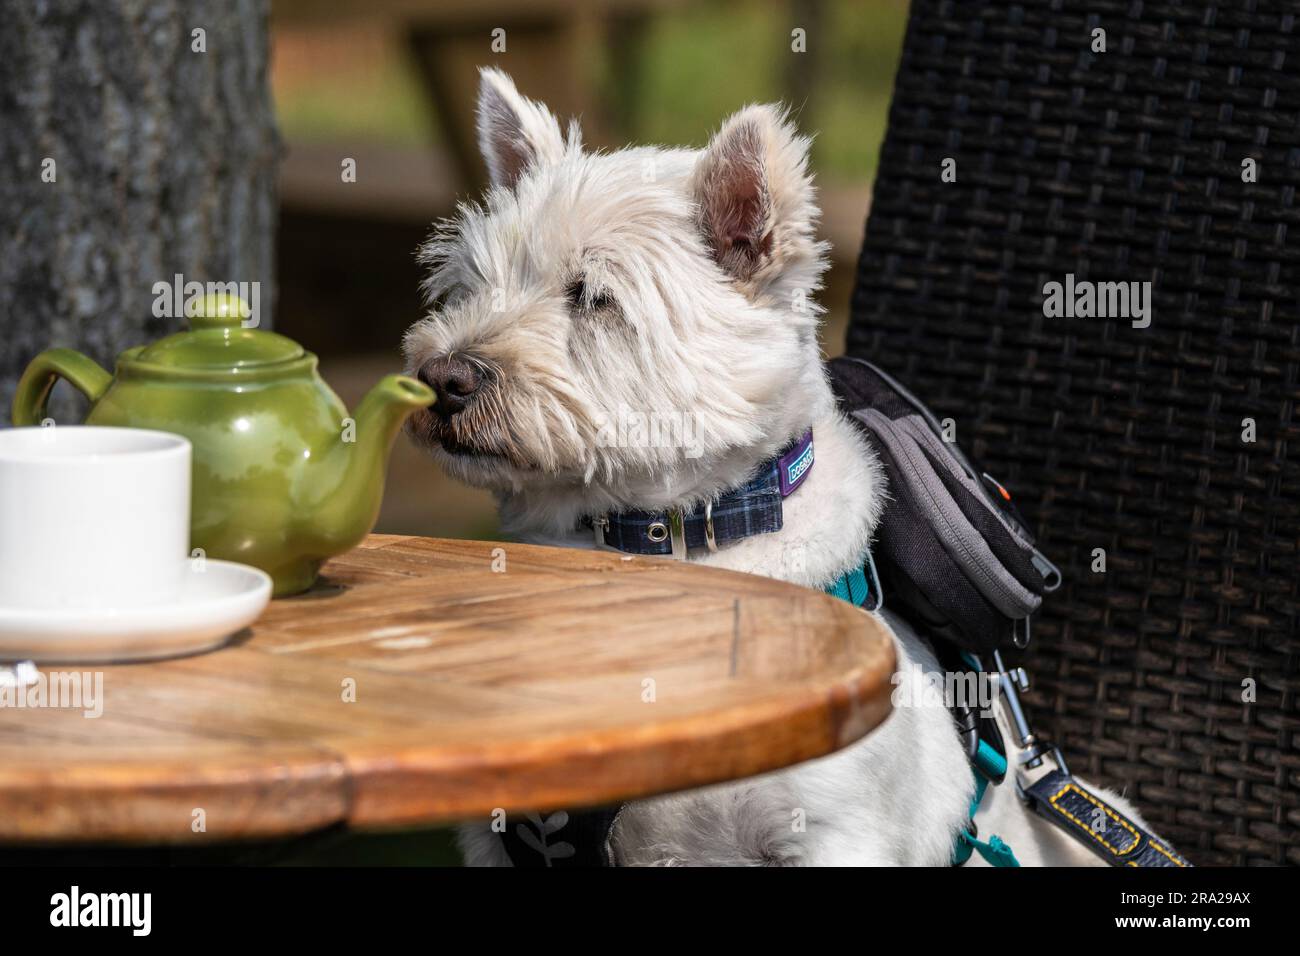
[{"x1": 0, "y1": 535, "x2": 895, "y2": 843}]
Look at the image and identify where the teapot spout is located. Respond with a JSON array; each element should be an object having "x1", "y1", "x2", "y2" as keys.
[{"x1": 312, "y1": 374, "x2": 435, "y2": 550}]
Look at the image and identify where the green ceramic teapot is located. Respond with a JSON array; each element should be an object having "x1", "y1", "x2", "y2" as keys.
[{"x1": 10, "y1": 294, "x2": 435, "y2": 596}]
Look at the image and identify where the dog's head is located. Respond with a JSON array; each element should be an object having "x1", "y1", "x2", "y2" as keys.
[{"x1": 404, "y1": 69, "x2": 830, "y2": 510}]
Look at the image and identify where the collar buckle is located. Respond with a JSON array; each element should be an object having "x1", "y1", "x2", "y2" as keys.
[
  {"x1": 702, "y1": 501, "x2": 718, "y2": 553},
  {"x1": 591, "y1": 514, "x2": 615, "y2": 551},
  {"x1": 666, "y1": 506, "x2": 687, "y2": 560}
]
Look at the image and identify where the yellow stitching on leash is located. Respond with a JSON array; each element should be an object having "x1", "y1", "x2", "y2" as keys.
[
  {"x1": 1050, "y1": 782, "x2": 1140, "y2": 856},
  {"x1": 1147, "y1": 837, "x2": 1187, "y2": 867}
]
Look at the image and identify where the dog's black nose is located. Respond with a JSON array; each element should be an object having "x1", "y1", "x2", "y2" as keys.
[{"x1": 418, "y1": 356, "x2": 482, "y2": 418}]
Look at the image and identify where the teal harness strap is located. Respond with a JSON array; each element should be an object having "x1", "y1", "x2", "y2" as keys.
[
  {"x1": 952, "y1": 740, "x2": 1020, "y2": 867},
  {"x1": 822, "y1": 550, "x2": 882, "y2": 610},
  {"x1": 956, "y1": 827, "x2": 1020, "y2": 867},
  {"x1": 824, "y1": 556, "x2": 1016, "y2": 866},
  {"x1": 824, "y1": 564, "x2": 871, "y2": 606}
]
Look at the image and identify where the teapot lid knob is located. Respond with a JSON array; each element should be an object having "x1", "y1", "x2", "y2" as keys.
[
  {"x1": 189, "y1": 293, "x2": 250, "y2": 330},
  {"x1": 130, "y1": 290, "x2": 303, "y2": 370}
]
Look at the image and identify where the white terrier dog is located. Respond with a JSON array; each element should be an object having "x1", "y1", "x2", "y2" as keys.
[{"x1": 404, "y1": 69, "x2": 1150, "y2": 866}]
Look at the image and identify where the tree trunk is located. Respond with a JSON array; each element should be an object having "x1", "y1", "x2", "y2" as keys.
[{"x1": 0, "y1": 0, "x2": 279, "y2": 420}]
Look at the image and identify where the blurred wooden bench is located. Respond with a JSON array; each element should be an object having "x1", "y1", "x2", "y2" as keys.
[{"x1": 275, "y1": 0, "x2": 685, "y2": 192}]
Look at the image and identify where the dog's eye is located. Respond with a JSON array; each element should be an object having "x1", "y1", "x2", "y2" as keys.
[{"x1": 564, "y1": 278, "x2": 615, "y2": 313}]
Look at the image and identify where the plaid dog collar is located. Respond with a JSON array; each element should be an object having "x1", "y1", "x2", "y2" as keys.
[{"x1": 585, "y1": 430, "x2": 814, "y2": 559}]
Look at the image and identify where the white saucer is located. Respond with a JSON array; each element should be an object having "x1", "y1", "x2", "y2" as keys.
[{"x1": 0, "y1": 560, "x2": 272, "y2": 663}]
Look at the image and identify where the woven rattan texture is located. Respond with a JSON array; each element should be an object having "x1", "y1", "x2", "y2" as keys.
[{"x1": 847, "y1": 0, "x2": 1299, "y2": 865}]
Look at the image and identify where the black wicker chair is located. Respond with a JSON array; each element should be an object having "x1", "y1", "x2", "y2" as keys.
[{"x1": 846, "y1": 0, "x2": 1299, "y2": 866}]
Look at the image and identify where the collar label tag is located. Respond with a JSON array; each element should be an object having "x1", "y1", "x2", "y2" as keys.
[{"x1": 779, "y1": 430, "x2": 814, "y2": 497}]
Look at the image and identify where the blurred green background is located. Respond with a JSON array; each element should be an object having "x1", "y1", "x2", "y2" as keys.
[
  {"x1": 274, "y1": 0, "x2": 907, "y2": 177},
  {"x1": 269, "y1": 0, "x2": 909, "y2": 558}
]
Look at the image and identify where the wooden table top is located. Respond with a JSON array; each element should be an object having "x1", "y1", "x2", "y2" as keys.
[{"x1": 0, "y1": 535, "x2": 895, "y2": 843}]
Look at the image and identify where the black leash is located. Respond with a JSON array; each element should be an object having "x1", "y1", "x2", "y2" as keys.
[
  {"x1": 966, "y1": 648, "x2": 1192, "y2": 867},
  {"x1": 1022, "y1": 769, "x2": 1191, "y2": 867}
]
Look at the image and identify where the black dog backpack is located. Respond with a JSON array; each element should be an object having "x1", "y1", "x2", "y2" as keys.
[{"x1": 827, "y1": 355, "x2": 1060, "y2": 653}]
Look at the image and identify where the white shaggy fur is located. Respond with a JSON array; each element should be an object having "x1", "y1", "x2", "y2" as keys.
[{"x1": 406, "y1": 69, "x2": 1141, "y2": 866}]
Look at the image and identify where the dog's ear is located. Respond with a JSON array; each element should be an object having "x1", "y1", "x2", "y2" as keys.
[
  {"x1": 477, "y1": 68, "x2": 566, "y2": 189},
  {"x1": 692, "y1": 105, "x2": 818, "y2": 287}
]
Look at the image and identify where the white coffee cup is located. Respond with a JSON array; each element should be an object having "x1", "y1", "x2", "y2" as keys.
[{"x1": 0, "y1": 426, "x2": 191, "y2": 609}]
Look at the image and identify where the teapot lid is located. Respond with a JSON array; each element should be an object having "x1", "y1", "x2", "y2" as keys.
[{"x1": 135, "y1": 293, "x2": 305, "y2": 370}]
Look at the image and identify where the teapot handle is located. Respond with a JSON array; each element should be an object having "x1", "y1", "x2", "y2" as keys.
[{"x1": 11, "y1": 348, "x2": 113, "y2": 426}]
